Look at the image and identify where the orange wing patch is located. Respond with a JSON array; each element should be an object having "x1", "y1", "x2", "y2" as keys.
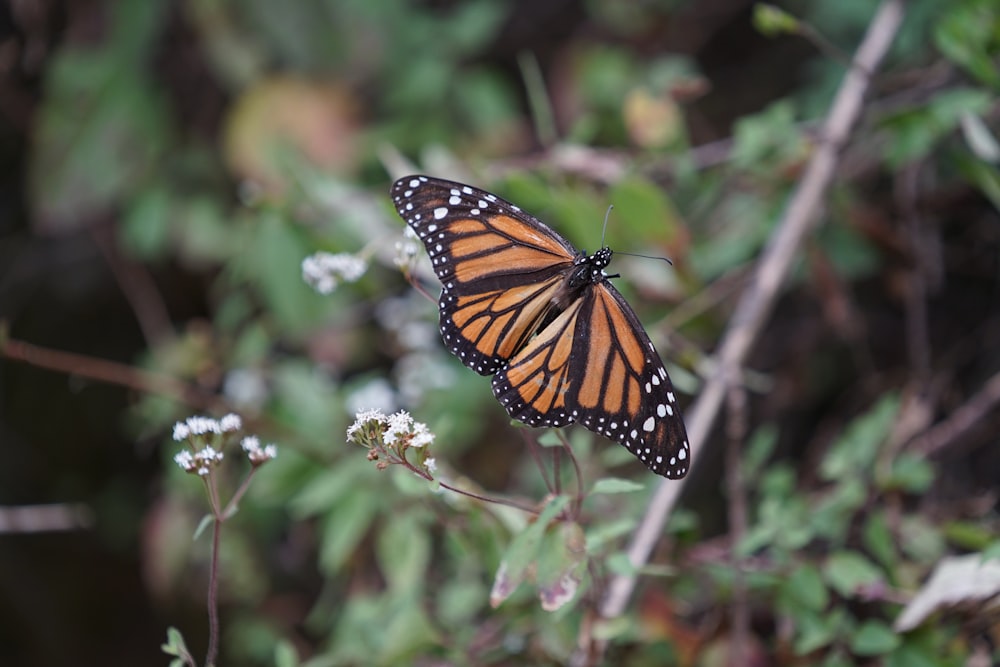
[
  {"x1": 449, "y1": 277, "x2": 563, "y2": 360},
  {"x1": 503, "y1": 303, "x2": 582, "y2": 417}
]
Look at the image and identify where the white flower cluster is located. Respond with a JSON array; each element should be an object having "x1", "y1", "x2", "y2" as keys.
[
  {"x1": 302, "y1": 252, "x2": 368, "y2": 294},
  {"x1": 174, "y1": 446, "x2": 224, "y2": 477},
  {"x1": 172, "y1": 413, "x2": 242, "y2": 441},
  {"x1": 241, "y1": 436, "x2": 278, "y2": 466},
  {"x1": 346, "y1": 408, "x2": 436, "y2": 477},
  {"x1": 171, "y1": 412, "x2": 278, "y2": 475},
  {"x1": 384, "y1": 411, "x2": 434, "y2": 448},
  {"x1": 394, "y1": 227, "x2": 421, "y2": 268},
  {"x1": 346, "y1": 408, "x2": 387, "y2": 441}
]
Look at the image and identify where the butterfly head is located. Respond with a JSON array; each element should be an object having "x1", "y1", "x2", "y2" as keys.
[{"x1": 568, "y1": 247, "x2": 614, "y2": 289}]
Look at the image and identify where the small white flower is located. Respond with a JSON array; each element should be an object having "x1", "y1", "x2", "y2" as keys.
[
  {"x1": 241, "y1": 435, "x2": 277, "y2": 464},
  {"x1": 191, "y1": 447, "x2": 223, "y2": 474},
  {"x1": 347, "y1": 408, "x2": 387, "y2": 440},
  {"x1": 174, "y1": 450, "x2": 195, "y2": 471},
  {"x1": 393, "y1": 228, "x2": 421, "y2": 267},
  {"x1": 384, "y1": 411, "x2": 414, "y2": 446},
  {"x1": 186, "y1": 416, "x2": 221, "y2": 436},
  {"x1": 219, "y1": 413, "x2": 242, "y2": 433},
  {"x1": 241, "y1": 436, "x2": 261, "y2": 453},
  {"x1": 302, "y1": 252, "x2": 368, "y2": 294},
  {"x1": 410, "y1": 422, "x2": 434, "y2": 448},
  {"x1": 172, "y1": 422, "x2": 191, "y2": 441},
  {"x1": 424, "y1": 457, "x2": 437, "y2": 473}
]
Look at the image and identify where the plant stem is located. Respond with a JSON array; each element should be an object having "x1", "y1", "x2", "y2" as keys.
[{"x1": 205, "y1": 516, "x2": 221, "y2": 667}]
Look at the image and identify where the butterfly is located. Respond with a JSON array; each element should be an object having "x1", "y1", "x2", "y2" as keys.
[{"x1": 391, "y1": 175, "x2": 689, "y2": 479}]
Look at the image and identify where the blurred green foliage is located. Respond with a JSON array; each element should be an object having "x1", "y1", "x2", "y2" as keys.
[{"x1": 14, "y1": 0, "x2": 1000, "y2": 664}]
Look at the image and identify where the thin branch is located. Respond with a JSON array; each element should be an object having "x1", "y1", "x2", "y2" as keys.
[
  {"x1": 908, "y1": 369, "x2": 1000, "y2": 457},
  {"x1": 205, "y1": 516, "x2": 222, "y2": 667},
  {"x1": 89, "y1": 224, "x2": 175, "y2": 349},
  {"x1": 0, "y1": 330, "x2": 225, "y2": 411},
  {"x1": 895, "y1": 161, "x2": 933, "y2": 381},
  {"x1": 0, "y1": 503, "x2": 94, "y2": 533},
  {"x1": 594, "y1": 0, "x2": 907, "y2": 635},
  {"x1": 725, "y1": 385, "x2": 749, "y2": 667}
]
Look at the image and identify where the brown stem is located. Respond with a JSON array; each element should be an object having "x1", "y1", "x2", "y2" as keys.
[
  {"x1": 205, "y1": 516, "x2": 221, "y2": 667},
  {"x1": 0, "y1": 331, "x2": 224, "y2": 411},
  {"x1": 725, "y1": 385, "x2": 749, "y2": 667}
]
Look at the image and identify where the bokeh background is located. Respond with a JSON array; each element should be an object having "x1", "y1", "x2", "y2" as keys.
[{"x1": 2, "y1": 0, "x2": 999, "y2": 665}]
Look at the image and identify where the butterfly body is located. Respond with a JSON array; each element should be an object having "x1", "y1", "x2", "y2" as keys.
[{"x1": 392, "y1": 175, "x2": 689, "y2": 478}]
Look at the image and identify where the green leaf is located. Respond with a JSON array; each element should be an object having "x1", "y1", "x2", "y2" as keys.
[
  {"x1": 851, "y1": 620, "x2": 901, "y2": 656},
  {"x1": 960, "y1": 111, "x2": 1000, "y2": 162},
  {"x1": 742, "y1": 424, "x2": 778, "y2": 479},
  {"x1": 607, "y1": 177, "x2": 683, "y2": 246},
  {"x1": 536, "y1": 431, "x2": 565, "y2": 448},
  {"x1": 779, "y1": 563, "x2": 829, "y2": 612},
  {"x1": 193, "y1": 513, "x2": 215, "y2": 541},
  {"x1": 377, "y1": 512, "x2": 432, "y2": 594},
  {"x1": 862, "y1": 511, "x2": 897, "y2": 569},
  {"x1": 753, "y1": 4, "x2": 801, "y2": 37},
  {"x1": 731, "y1": 101, "x2": 808, "y2": 176},
  {"x1": 900, "y1": 515, "x2": 946, "y2": 563},
  {"x1": 536, "y1": 521, "x2": 588, "y2": 611},
  {"x1": 983, "y1": 540, "x2": 1000, "y2": 561},
  {"x1": 240, "y1": 213, "x2": 317, "y2": 332},
  {"x1": 591, "y1": 477, "x2": 645, "y2": 494},
  {"x1": 121, "y1": 186, "x2": 173, "y2": 259},
  {"x1": 585, "y1": 518, "x2": 637, "y2": 551},
  {"x1": 318, "y1": 487, "x2": 380, "y2": 573},
  {"x1": 274, "y1": 640, "x2": 299, "y2": 667},
  {"x1": 886, "y1": 635, "x2": 951, "y2": 667},
  {"x1": 606, "y1": 551, "x2": 639, "y2": 576},
  {"x1": 375, "y1": 595, "x2": 441, "y2": 664},
  {"x1": 955, "y1": 153, "x2": 1000, "y2": 213},
  {"x1": 793, "y1": 609, "x2": 839, "y2": 655},
  {"x1": 820, "y1": 394, "x2": 899, "y2": 481},
  {"x1": 880, "y1": 88, "x2": 992, "y2": 167},
  {"x1": 934, "y1": 1, "x2": 1000, "y2": 88},
  {"x1": 289, "y1": 457, "x2": 370, "y2": 518},
  {"x1": 490, "y1": 495, "x2": 569, "y2": 607},
  {"x1": 880, "y1": 453, "x2": 934, "y2": 493},
  {"x1": 160, "y1": 627, "x2": 191, "y2": 667},
  {"x1": 30, "y1": 58, "x2": 169, "y2": 229},
  {"x1": 942, "y1": 520, "x2": 995, "y2": 551},
  {"x1": 823, "y1": 551, "x2": 883, "y2": 598}
]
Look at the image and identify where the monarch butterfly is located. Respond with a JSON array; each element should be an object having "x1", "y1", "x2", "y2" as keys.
[{"x1": 391, "y1": 175, "x2": 689, "y2": 479}]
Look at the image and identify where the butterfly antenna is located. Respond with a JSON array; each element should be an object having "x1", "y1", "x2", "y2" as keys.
[
  {"x1": 617, "y1": 250, "x2": 674, "y2": 266},
  {"x1": 601, "y1": 205, "x2": 673, "y2": 265},
  {"x1": 601, "y1": 205, "x2": 613, "y2": 248}
]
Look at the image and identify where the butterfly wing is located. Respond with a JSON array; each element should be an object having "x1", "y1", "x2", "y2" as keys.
[
  {"x1": 392, "y1": 175, "x2": 578, "y2": 376},
  {"x1": 493, "y1": 281, "x2": 690, "y2": 479}
]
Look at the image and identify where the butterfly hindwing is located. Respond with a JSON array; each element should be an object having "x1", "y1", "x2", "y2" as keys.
[
  {"x1": 574, "y1": 283, "x2": 689, "y2": 479},
  {"x1": 491, "y1": 298, "x2": 584, "y2": 430}
]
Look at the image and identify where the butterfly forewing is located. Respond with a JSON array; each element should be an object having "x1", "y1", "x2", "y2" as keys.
[
  {"x1": 392, "y1": 176, "x2": 577, "y2": 376},
  {"x1": 391, "y1": 174, "x2": 690, "y2": 479}
]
